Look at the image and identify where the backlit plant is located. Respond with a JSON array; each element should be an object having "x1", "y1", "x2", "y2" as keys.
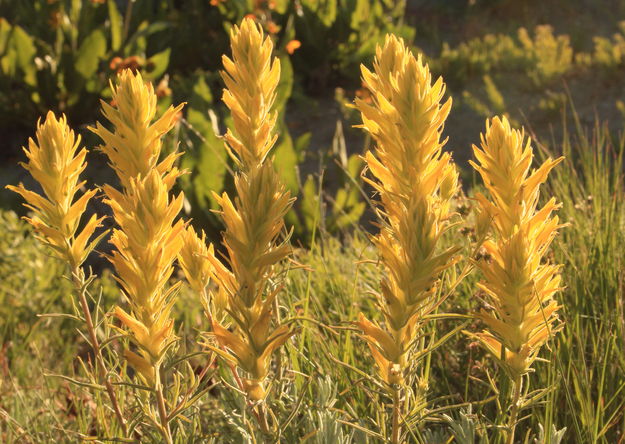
[
  {"x1": 354, "y1": 35, "x2": 461, "y2": 443},
  {"x1": 200, "y1": 17, "x2": 296, "y2": 436},
  {"x1": 469, "y1": 116, "x2": 565, "y2": 444},
  {"x1": 92, "y1": 69, "x2": 186, "y2": 443}
]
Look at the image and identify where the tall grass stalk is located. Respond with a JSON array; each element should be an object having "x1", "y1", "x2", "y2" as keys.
[{"x1": 535, "y1": 110, "x2": 625, "y2": 442}]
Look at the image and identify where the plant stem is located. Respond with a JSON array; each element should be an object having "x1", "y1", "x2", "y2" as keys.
[
  {"x1": 506, "y1": 376, "x2": 523, "y2": 444},
  {"x1": 392, "y1": 386, "x2": 401, "y2": 444},
  {"x1": 256, "y1": 403, "x2": 271, "y2": 438},
  {"x1": 155, "y1": 367, "x2": 173, "y2": 444},
  {"x1": 71, "y1": 268, "x2": 129, "y2": 437}
]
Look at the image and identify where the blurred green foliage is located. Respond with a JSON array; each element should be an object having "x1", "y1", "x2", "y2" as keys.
[
  {"x1": 435, "y1": 25, "x2": 573, "y2": 89},
  {"x1": 0, "y1": 0, "x2": 410, "y2": 240},
  {"x1": 4, "y1": 1, "x2": 625, "y2": 245},
  {"x1": 0, "y1": 210, "x2": 71, "y2": 349},
  {"x1": 590, "y1": 21, "x2": 625, "y2": 73},
  {"x1": 0, "y1": 0, "x2": 410, "y2": 134}
]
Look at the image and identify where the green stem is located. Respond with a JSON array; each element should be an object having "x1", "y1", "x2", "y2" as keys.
[
  {"x1": 392, "y1": 387, "x2": 401, "y2": 444},
  {"x1": 506, "y1": 376, "x2": 523, "y2": 444},
  {"x1": 71, "y1": 268, "x2": 129, "y2": 437},
  {"x1": 155, "y1": 367, "x2": 173, "y2": 444},
  {"x1": 257, "y1": 402, "x2": 271, "y2": 437}
]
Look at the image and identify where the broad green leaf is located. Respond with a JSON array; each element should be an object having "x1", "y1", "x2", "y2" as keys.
[
  {"x1": 350, "y1": 0, "x2": 370, "y2": 30},
  {"x1": 302, "y1": 0, "x2": 337, "y2": 28},
  {"x1": 125, "y1": 21, "x2": 171, "y2": 55},
  {"x1": 347, "y1": 154, "x2": 363, "y2": 178},
  {"x1": 273, "y1": 121, "x2": 299, "y2": 194},
  {"x1": 0, "y1": 19, "x2": 11, "y2": 55},
  {"x1": 12, "y1": 26, "x2": 36, "y2": 86},
  {"x1": 0, "y1": 23, "x2": 37, "y2": 85},
  {"x1": 273, "y1": 0, "x2": 290, "y2": 14},
  {"x1": 182, "y1": 75, "x2": 227, "y2": 210},
  {"x1": 187, "y1": 127, "x2": 227, "y2": 211},
  {"x1": 144, "y1": 48, "x2": 170, "y2": 81},
  {"x1": 301, "y1": 174, "x2": 321, "y2": 234},
  {"x1": 69, "y1": 0, "x2": 82, "y2": 46},
  {"x1": 294, "y1": 132, "x2": 312, "y2": 161},
  {"x1": 333, "y1": 201, "x2": 365, "y2": 230},
  {"x1": 75, "y1": 28, "x2": 107, "y2": 79}
]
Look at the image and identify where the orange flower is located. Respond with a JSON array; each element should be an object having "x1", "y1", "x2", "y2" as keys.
[
  {"x1": 286, "y1": 39, "x2": 301, "y2": 55},
  {"x1": 109, "y1": 56, "x2": 144, "y2": 73},
  {"x1": 267, "y1": 21, "x2": 280, "y2": 34},
  {"x1": 109, "y1": 57, "x2": 123, "y2": 71}
]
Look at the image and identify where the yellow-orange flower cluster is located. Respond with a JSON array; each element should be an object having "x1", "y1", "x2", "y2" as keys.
[
  {"x1": 8, "y1": 112, "x2": 103, "y2": 269},
  {"x1": 92, "y1": 69, "x2": 184, "y2": 189},
  {"x1": 470, "y1": 116, "x2": 564, "y2": 378},
  {"x1": 93, "y1": 70, "x2": 186, "y2": 384},
  {"x1": 205, "y1": 18, "x2": 294, "y2": 401},
  {"x1": 354, "y1": 35, "x2": 460, "y2": 385}
]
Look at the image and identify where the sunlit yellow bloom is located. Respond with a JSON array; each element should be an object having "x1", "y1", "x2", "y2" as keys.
[
  {"x1": 7, "y1": 111, "x2": 103, "y2": 268},
  {"x1": 179, "y1": 226, "x2": 214, "y2": 296},
  {"x1": 90, "y1": 69, "x2": 184, "y2": 189},
  {"x1": 179, "y1": 226, "x2": 227, "y2": 318},
  {"x1": 94, "y1": 70, "x2": 186, "y2": 385},
  {"x1": 354, "y1": 35, "x2": 460, "y2": 385},
  {"x1": 221, "y1": 18, "x2": 280, "y2": 168},
  {"x1": 104, "y1": 170, "x2": 185, "y2": 384},
  {"x1": 205, "y1": 17, "x2": 294, "y2": 401},
  {"x1": 470, "y1": 116, "x2": 564, "y2": 378}
]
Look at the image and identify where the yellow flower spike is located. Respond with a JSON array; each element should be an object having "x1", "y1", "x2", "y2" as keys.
[
  {"x1": 355, "y1": 314, "x2": 402, "y2": 362},
  {"x1": 221, "y1": 18, "x2": 280, "y2": 168},
  {"x1": 7, "y1": 111, "x2": 103, "y2": 268},
  {"x1": 9, "y1": 111, "x2": 133, "y2": 436},
  {"x1": 470, "y1": 115, "x2": 565, "y2": 380},
  {"x1": 206, "y1": 17, "x2": 295, "y2": 404},
  {"x1": 91, "y1": 69, "x2": 185, "y2": 189},
  {"x1": 93, "y1": 68, "x2": 187, "y2": 408},
  {"x1": 124, "y1": 350, "x2": 156, "y2": 385},
  {"x1": 354, "y1": 35, "x2": 460, "y2": 388},
  {"x1": 179, "y1": 227, "x2": 213, "y2": 294},
  {"x1": 104, "y1": 171, "x2": 185, "y2": 369}
]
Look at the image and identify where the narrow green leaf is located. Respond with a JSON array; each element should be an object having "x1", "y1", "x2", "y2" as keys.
[{"x1": 107, "y1": 0, "x2": 122, "y2": 51}]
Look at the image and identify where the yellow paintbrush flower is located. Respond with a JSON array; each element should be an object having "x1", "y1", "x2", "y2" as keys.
[
  {"x1": 179, "y1": 226, "x2": 214, "y2": 297},
  {"x1": 103, "y1": 170, "x2": 185, "y2": 384},
  {"x1": 8, "y1": 112, "x2": 132, "y2": 435},
  {"x1": 354, "y1": 35, "x2": 460, "y2": 388},
  {"x1": 7, "y1": 111, "x2": 103, "y2": 269},
  {"x1": 205, "y1": 17, "x2": 295, "y2": 403},
  {"x1": 179, "y1": 226, "x2": 227, "y2": 319},
  {"x1": 470, "y1": 116, "x2": 564, "y2": 379},
  {"x1": 93, "y1": 70, "x2": 186, "y2": 394},
  {"x1": 221, "y1": 18, "x2": 280, "y2": 168},
  {"x1": 91, "y1": 69, "x2": 184, "y2": 189}
]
